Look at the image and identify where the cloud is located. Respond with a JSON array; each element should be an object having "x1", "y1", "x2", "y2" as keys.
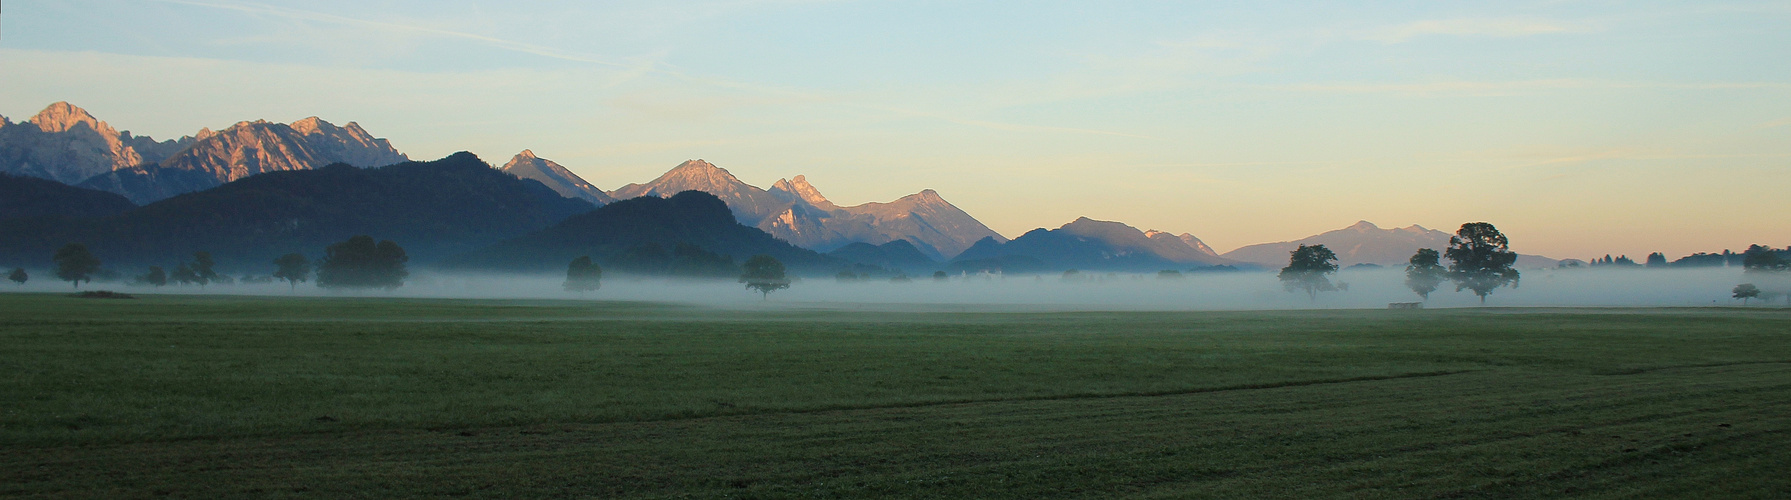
[
  {"x1": 1359, "y1": 18, "x2": 1593, "y2": 44},
  {"x1": 152, "y1": 0, "x2": 636, "y2": 68},
  {"x1": 1280, "y1": 79, "x2": 1791, "y2": 96}
]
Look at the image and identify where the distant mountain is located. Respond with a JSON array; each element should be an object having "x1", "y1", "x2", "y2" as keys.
[
  {"x1": 1221, "y1": 221, "x2": 1559, "y2": 269},
  {"x1": 0, "y1": 172, "x2": 136, "y2": 220},
  {"x1": 1145, "y1": 230, "x2": 1218, "y2": 257},
  {"x1": 610, "y1": 160, "x2": 790, "y2": 225},
  {"x1": 80, "y1": 117, "x2": 408, "y2": 203},
  {"x1": 611, "y1": 159, "x2": 1004, "y2": 259},
  {"x1": 827, "y1": 239, "x2": 939, "y2": 274},
  {"x1": 0, "y1": 152, "x2": 593, "y2": 270},
  {"x1": 0, "y1": 102, "x2": 192, "y2": 184},
  {"x1": 952, "y1": 217, "x2": 1233, "y2": 273},
  {"x1": 445, "y1": 190, "x2": 840, "y2": 275},
  {"x1": 500, "y1": 150, "x2": 615, "y2": 206}
]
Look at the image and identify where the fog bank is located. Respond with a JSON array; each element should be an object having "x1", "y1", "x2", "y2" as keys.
[{"x1": 5, "y1": 267, "x2": 1782, "y2": 312}]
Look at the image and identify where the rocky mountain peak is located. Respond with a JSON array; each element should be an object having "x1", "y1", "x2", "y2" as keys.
[
  {"x1": 289, "y1": 116, "x2": 328, "y2": 134},
  {"x1": 771, "y1": 174, "x2": 834, "y2": 209},
  {"x1": 30, "y1": 102, "x2": 112, "y2": 135},
  {"x1": 498, "y1": 150, "x2": 614, "y2": 206}
]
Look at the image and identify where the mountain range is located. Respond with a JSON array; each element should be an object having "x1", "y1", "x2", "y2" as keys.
[
  {"x1": 445, "y1": 190, "x2": 839, "y2": 274},
  {"x1": 1, "y1": 103, "x2": 407, "y2": 204},
  {"x1": 606, "y1": 159, "x2": 1003, "y2": 260},
  {"x1": 953, "y1": 217, "x2": 1235, "y2": 273},
  {"x1": 1221, "y1": 221, "x2": 1559, "y2": 269},
  {"x1": 0, "y1": 153, "x2": 592, "y2": 270},
  {"x1": 3, "y1": 103, "x2": 1575, "y2": 276}
]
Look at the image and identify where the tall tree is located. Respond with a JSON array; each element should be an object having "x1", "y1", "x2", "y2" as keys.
[
  {"x1": 190, "y1": 252, "x2": 219, "y2": 287},
  {"x1": 740, "y1": 254, "x2": 790, "y2": 299},
  {"x1": 53, "y1": 243, "x2": 101, "y2": 289},
  {"x1": 564, "y1": 256, "x2": 602, "y2": 294},
  {"x1": 272, "y1": 253, "x2": 311, "y2": 291},
  {"x1": 1742, "y1": 245, "x2": 1788, "y2": 273},
  {"x1": 1278, "y1": 244, "x2": 1339, "y2": 301},
  {"x1": 1404, "y1": 248, "x2": 1447, "y2": 301},
  {"x1": 171, "y1": 263, "x2": 198, "y2": 286},
  {"x1": 8, "y1": 267, "x2": 27, "y2": 286},
  {"x1": 1445, "y1": 222, "x2": 1521, "y2": 303},
  {"x1": 316, "y1": 236, "x2": 409, "y2": 290},
  {"x1": 137, "y1": 266, "x2": 168, "y2": 287}
]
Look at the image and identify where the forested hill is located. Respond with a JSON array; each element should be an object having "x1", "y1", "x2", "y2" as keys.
[
  {"x1": 445, "y1": 190, "x2": 842, "y2": 276},
  {"x1": 0, "y1": 173, "x2": 137, "y2": 220},
  {"x1": 0, "y1": 152, "x2": 595, "y2": 270}
]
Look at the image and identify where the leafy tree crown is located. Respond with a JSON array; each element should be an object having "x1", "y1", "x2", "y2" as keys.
[{"x1": 1444, "y1": 222, "x2": 1520, "y2": 303}]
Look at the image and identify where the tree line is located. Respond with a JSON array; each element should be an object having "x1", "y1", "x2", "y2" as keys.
[
  {"x1": 13, "y1": 235, "x2": 410, "y2": 291},
  {"x1": 1279, "y1": 222, "x2": 1521, "y2": 304}
]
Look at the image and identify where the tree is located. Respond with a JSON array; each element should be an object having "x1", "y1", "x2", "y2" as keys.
[
  {"x1": 1742, "y1": 245, "x2": 1788, "y2": 273},
  {"x1": 1278, "y1": 244, "x2": 1339, "y2": 301},
  {"x1": 170, "y1": 263, "x2": 198, "y2": 286},
  {"x1": 1733, "y1": 283, "x2": 1761, "y2": 305},
  {"x1": 1645, "y1": 252, "x2": 1668, "y2": 268},
  {"x1": 316, "y1": 235, "x2": 409, "y2": 290},
  {"x1": 1445, "y1": 222, "x2": 1521, "y2": 303},
  {"x1": 272, "y1": 253, "x2": 312, "y2": 291},
  {"x1": 190, "y1": 251, "x2": 219, "y2": 287},
  {"x1": 137, "y1": 266, "x2": 168, "y2": 287},
  {"x1": 53, "y1": 243, "x2": 101, "y2": 289},
  {"x1": 932, "y1": 270, "x2": 949, "y2": 281},
  {"x1": 7, "y1": 268, "x2": 25, "y2": 286},
  {"x1": 564, "y1": 256, "x2": 602, "y2": 293},
  {"x1": 1405, "y1": 248, "x2": 1447, "y2": 301},
  {"x1": 740, "y1": 254, "x2": 790, "y2": 299}
]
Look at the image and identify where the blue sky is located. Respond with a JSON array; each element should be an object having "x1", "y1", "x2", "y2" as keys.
[{"x1": 3, "y1": 0, "x2": 1788, "y2": 258}]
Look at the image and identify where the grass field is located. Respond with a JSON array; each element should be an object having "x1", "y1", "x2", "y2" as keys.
[{"x1": 2, "y1": 293, "x2": 1789, "y2": 498}]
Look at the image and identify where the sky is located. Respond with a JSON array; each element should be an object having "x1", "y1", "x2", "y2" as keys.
[{"x1": 2, "y1": 0, "x2": 1787, "y2": 259}]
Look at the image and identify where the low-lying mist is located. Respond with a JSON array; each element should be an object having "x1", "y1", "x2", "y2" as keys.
[{"x1": 7, "y1": 266, "x2": 1783, "y2": 312}]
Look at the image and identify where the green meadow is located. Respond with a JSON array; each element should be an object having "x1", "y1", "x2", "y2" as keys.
[{"x1": 2, "y1": 293, "x2": 1788, "y2": 498}]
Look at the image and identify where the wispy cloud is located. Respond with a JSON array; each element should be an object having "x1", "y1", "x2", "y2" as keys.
[
  {"x1": 1359, "y1": 18, "x2": 1594, "y2": 44},
  {"x1": 1281, "y1": 79, "x2": 1791, "y2": 96},
  {"x1": 150, "y1": 0, "x2": 1148, "y2": 141},
  {"x1": 1497, "y1": 150, "x2": 1791, "y2": 171},
  {"x1": 153, "y1": 0, "x2": 636, "y2": 68}
]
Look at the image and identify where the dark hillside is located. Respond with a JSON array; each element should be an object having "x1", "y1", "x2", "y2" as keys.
[{"x1": 0, "y1": 152, "x2": 594, "y2": 270}]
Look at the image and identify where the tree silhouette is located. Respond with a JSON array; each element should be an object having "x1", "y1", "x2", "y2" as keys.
[
  {"x1": 1278, "y1": 244, "x2": 1339, "y2": 301},
  {"x1": 137, "y1": 266, "x2": 168, "y2": 287},
  {"x1": 1404, "y1": 248, "x2": 1447, "y2": 301},
  {"x1": 187, "y1": 252, "x2": 218, "y2": 288},
  {"x1": 170, "y1": 263, "x2": 198, "y2": 286},
  {"x1": 933, "y1": 270, "x2": 949, "y2": 281},
  {"x1": 564, "y1": 256, "x2": 602, "y2": 294},
  {"x1": 273, "y1": 253, "x2": 311, "y2": 291},
  {"x1": 1445, "y1": 223, "x2": 1521, "y2": 303},
  {"x1": 740, "y1": 255, "x2": 790, "y2": 299},
  {"x1": 8, "y1": 268, "x2": 27, "y2": 286},
  {"x1": 53, "y1": 243, "x2": 101, "y2": 289},
  {"x1": 1733, "y1": 283, "x2": 1761, "y2": 305},
  {"x1": 1645, "y1": 252, "x2": 1669, "y2": 268},
  {"x1": 316, "y1": 235, "x2": 409, "y2": 290},
  {"x1": 1742, "y1": 245, "x2": 1788, "y2": 273}
]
